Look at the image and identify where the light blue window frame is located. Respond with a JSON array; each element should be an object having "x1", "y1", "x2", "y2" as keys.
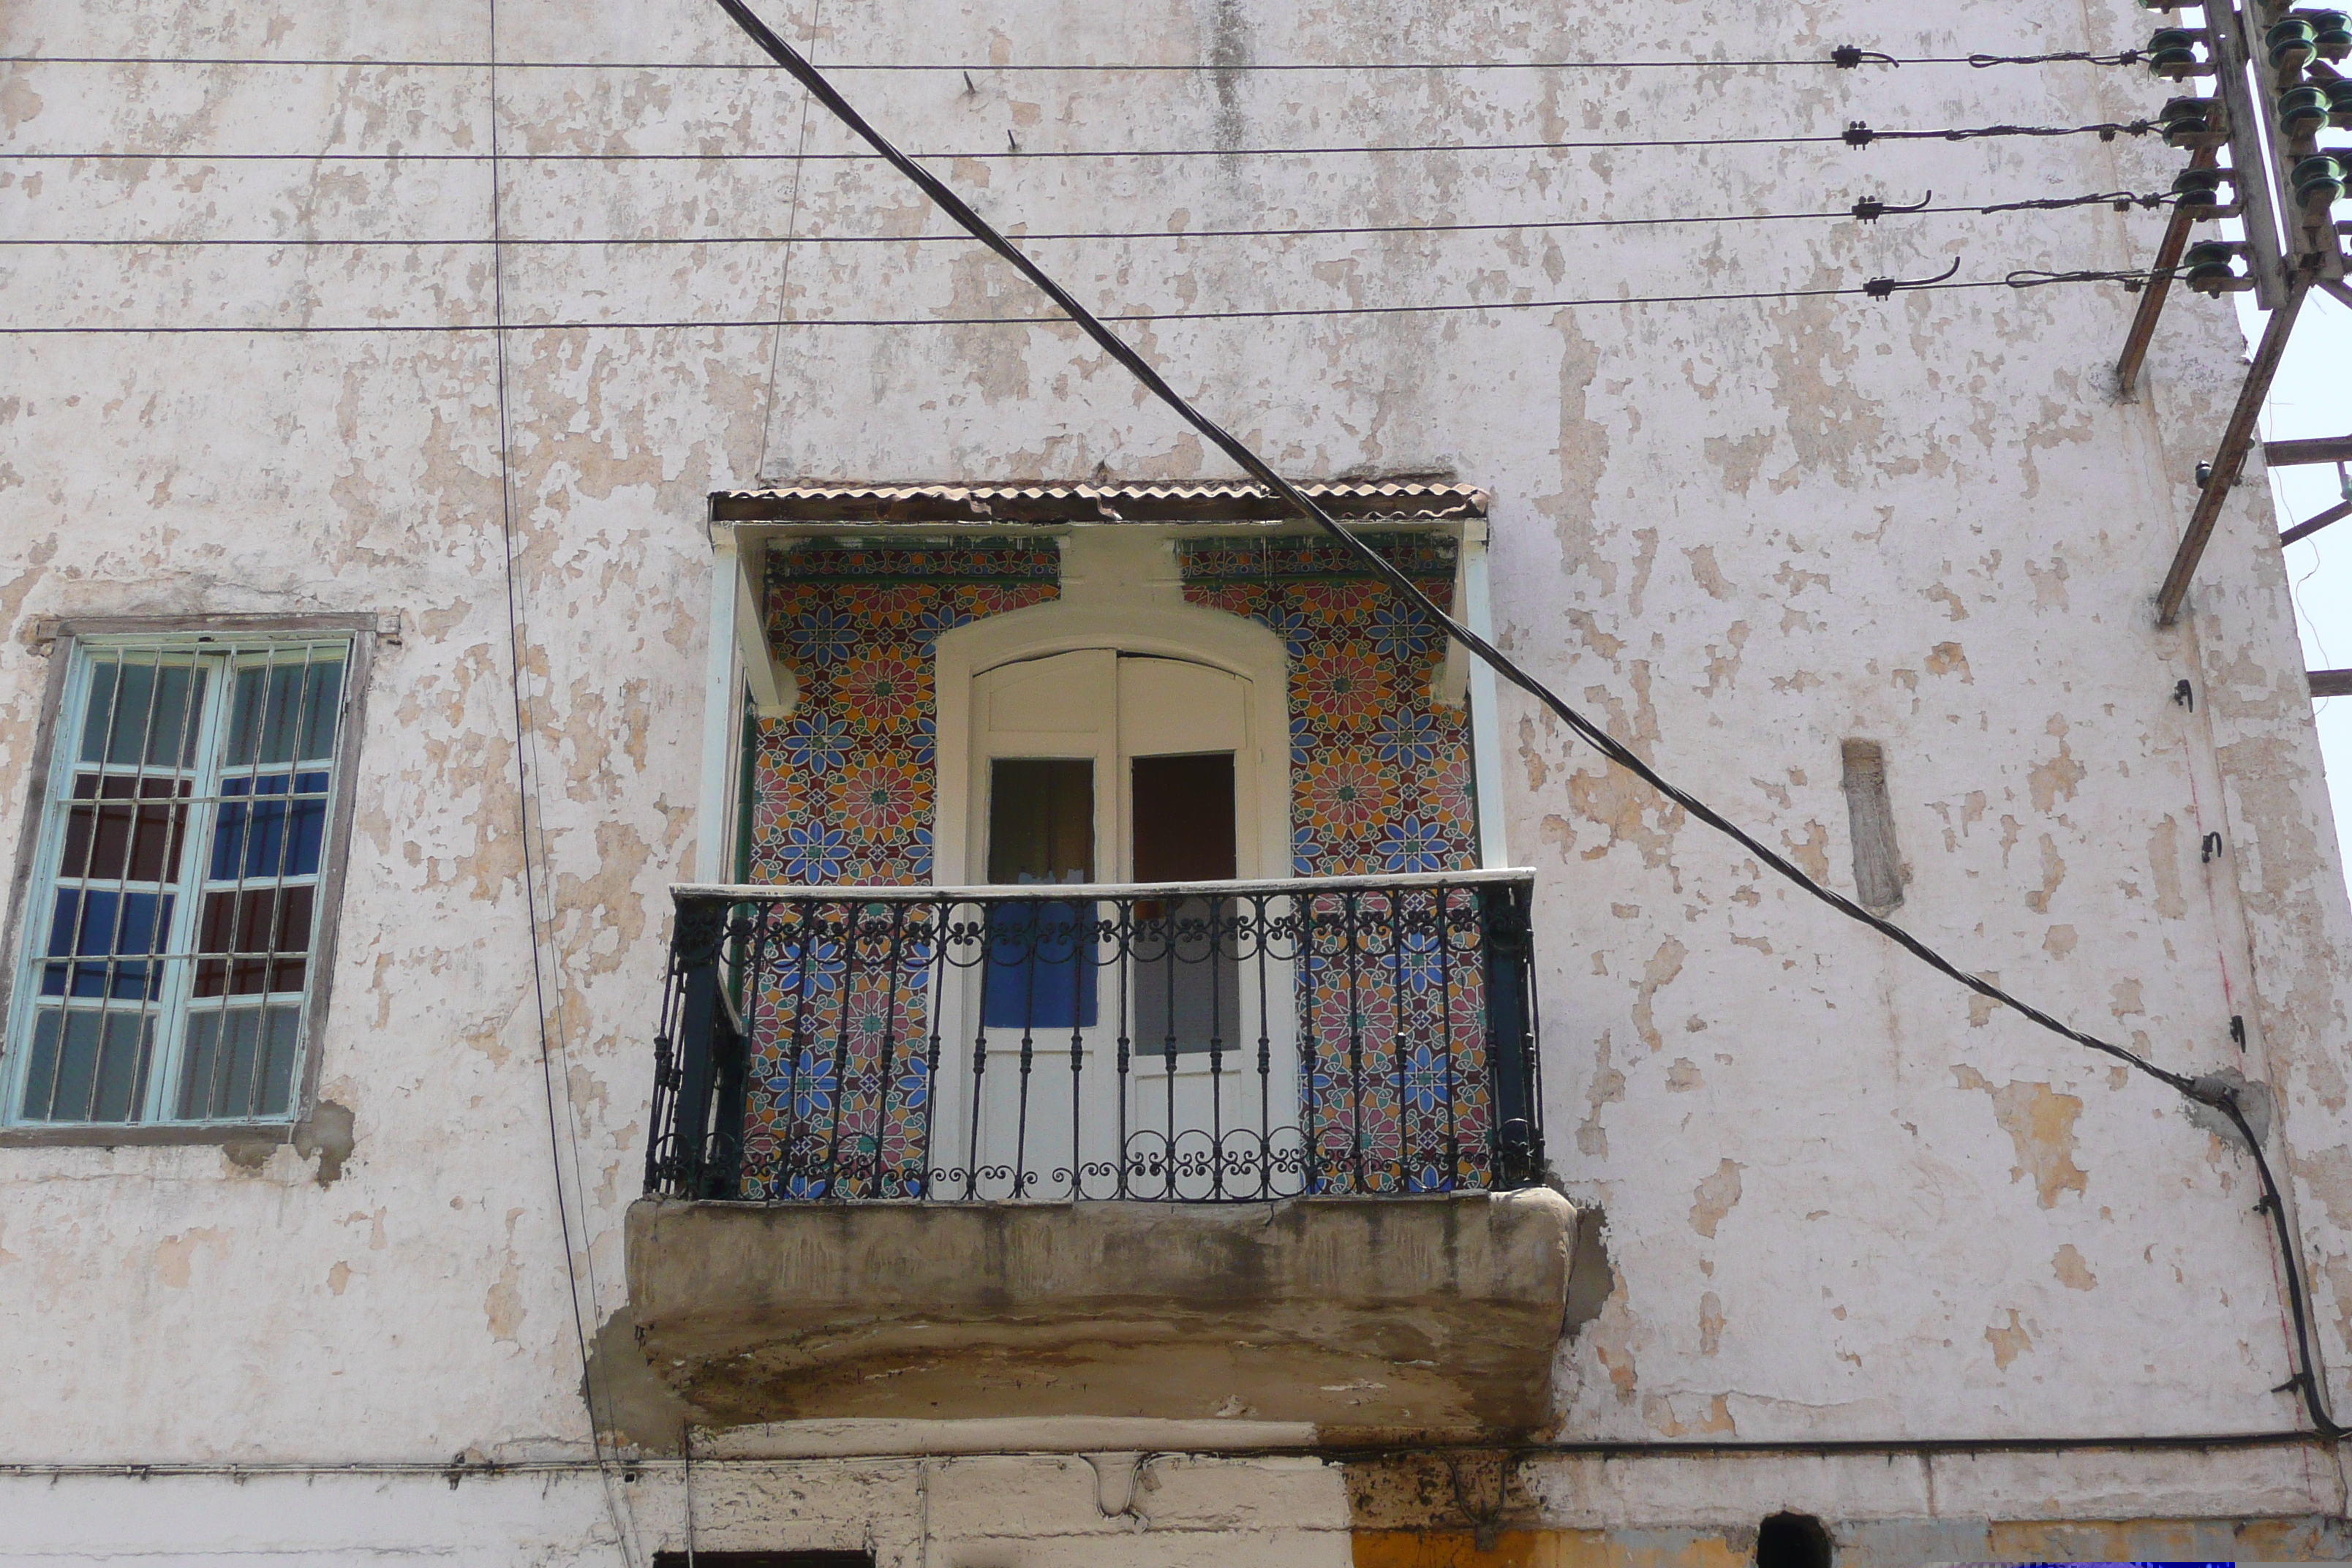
[{"x1": 1, "y1": 631, "x2": 360, "y2": 1131}]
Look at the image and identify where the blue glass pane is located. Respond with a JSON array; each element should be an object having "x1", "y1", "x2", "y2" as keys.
[
  {"x1": 78, "y1": 660, "x2": 203, "y2": 768},
  {"x1": 227, "y1": 659, "x2": 343, "y2": 766},
  {"x1": 18, "y1": 1008, "x2": 153, "y2": 1123},
  {"x1": 178, "y1": 1006, "x2": 301, "y2": 1120},
  {"x1": 210, "y1": 772, "x2": 329, "y2": 881},
  {"x1": 980, "y1": 902, "x2": 1098, "y2": 1030},
  {"x1": 41, "y1": 888, "x2": 172, "y2": 1000}
]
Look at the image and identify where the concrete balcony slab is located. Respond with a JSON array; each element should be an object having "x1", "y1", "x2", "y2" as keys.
[{"x1": 624, "y1": 1189, "x2": 1575, "y2": 1441}]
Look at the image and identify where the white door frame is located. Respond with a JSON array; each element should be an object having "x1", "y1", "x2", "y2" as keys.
[
  {"x1": 931, "y1": 533, "x2": 1297, "y2": 1196},
  {"x1": 932, "y1": 530, "x2": 1292, "y2": 890}
]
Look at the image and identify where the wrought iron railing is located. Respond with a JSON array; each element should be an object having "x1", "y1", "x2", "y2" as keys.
[{"x1": 644, "y1": 870, "x2": 1542, "y2": 1203}]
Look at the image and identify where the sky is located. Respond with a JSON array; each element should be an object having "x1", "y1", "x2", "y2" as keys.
[{"x1": 2235, "y1": 282, "x2": 2352, "y2": 891}]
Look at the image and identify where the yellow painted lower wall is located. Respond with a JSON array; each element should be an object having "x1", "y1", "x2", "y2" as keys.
[
  {"x1": 1353, "y1": 1530, "x2": 1754, "y2": 1568},
  {"x1": 1353, "y1": 1517, "x2": 2352, "y2": 1568},
  {"x1": 1983, "y1": 1516, "x2": 2349, "y2": 1560}
]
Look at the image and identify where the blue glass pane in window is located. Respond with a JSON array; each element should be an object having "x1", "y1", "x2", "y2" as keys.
[
  {"x1": 78, "y1": 660, "x2": 204, "y2": 768},
  {"x1": 979, "y1": 901, "x2": 1098, "y2": 1030},
  {"x1": 41, "y1": 889, "x2": 172, "y2": 1000},
  {"x1": 178, "y1": 1006, "x2": 301, "y2": 1120},
  {"x1": 227, "y1": 659, "x2": 343, "y2": 766},
  {"x1": 19, "y1": 1008, "x2": 153, "y2": 1123},
  {"x1": 210, "y1": 772, "x2": 329, "y2": 881}
]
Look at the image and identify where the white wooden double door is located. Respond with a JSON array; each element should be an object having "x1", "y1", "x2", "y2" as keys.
[{"x1": 930, "y1": 649, "x2": 1302, "y2": 1199}]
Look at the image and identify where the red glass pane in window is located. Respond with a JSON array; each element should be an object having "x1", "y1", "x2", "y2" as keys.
[
  {"x1": 194, "y1": 885, "x2": 313, "y2": 998},
  {"x1": 60, "y1": 777, "x2": 191, "y2": 883}
]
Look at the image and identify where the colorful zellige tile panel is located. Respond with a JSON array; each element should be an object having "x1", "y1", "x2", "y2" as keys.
[
  {"x1": 740, "y1": 544, "x2": 1058, "y2": 1196},
  {"x1": 750, "y1": 542, "x2": 1059, "y2": 889},
  {"x1": 1178, "y1": 536, "x2": 1489, "y2": 1191},
  {"x1": 736, "y1": 533, "x2": 1494, "y2": 1197}
]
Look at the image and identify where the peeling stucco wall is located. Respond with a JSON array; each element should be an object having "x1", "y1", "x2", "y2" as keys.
[{"x1": 4, "y1": 0, "x2": 2352, "y2": 1557}]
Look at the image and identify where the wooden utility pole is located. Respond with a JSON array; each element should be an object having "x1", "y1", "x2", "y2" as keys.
[
  {"x1": 2116, "y1": 145, "x2": 2220, "y2": 401},
  {"x1": 2264, "y1": 436, "x2": 2352, "y2": 468},
  {"x1": 2138, "y1": 0, "x2": 2348, "y2": 621},
  {"x1": 2156, "y1": 279, "x2": 2309, "y2": 627}
]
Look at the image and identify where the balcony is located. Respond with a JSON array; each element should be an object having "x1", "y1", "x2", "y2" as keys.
[{"x1": 624, "y1": 870, "x2": 1576, "y2": 1439}]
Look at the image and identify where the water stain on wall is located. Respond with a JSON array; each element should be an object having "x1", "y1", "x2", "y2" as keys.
[{"x1": 1953, "y1": 1066, "x2": 2088, "y2": 1207}]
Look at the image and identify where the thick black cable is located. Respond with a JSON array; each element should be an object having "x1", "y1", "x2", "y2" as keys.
[
  {"x1": 2008, "y1": 265, "x2": 2170, "y2": 288},
  {"x1": 707, "y1": 0, "x2": 2348, "y2": 1438},
  {"x1": 1980, "y1": 189, "x2": 2171, "y2": 215},
  {"x1": 2223, "y1": 1096, "x2": 2345, "y2": 1434},
  {"x1": 1, "y1": 120, "x2": 2155, "y2": 162},
  {"x1": 1964, "y1": 50, "x2": 2142, "y2": 67},
  {"x1": 0, "y1": 189, "x2": 2182, "y2": 249},
  {"x1": 1846, "y1": 119, "x2": 2153, "y2": 146}
]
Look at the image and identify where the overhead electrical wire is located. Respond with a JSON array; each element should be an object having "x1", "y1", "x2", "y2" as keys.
[
  {"x1": 482, "y1": 1, "x2": 636, "y2": 1558},
  {"x1": 753, "y1": 0, "x2": 826, "y2": 485},
  {"x1": 2, "y1": 118, "x2": 2155, "y2": 162},
  {"x1": 1846, "y1": 118, "x2": 2155, "y2": 143},
  {"x1": 0, "y1": 271, "x2": 2193, "y2": 337},
  {"x1": 0, "y1": 187, "x2": 2182, "y2": 249},
  {"x1": 2008, "y1": 265, "x2": 2177, "y2": 288},
  {"x1": 20, "y1": 0, "x2": 2320, "y2": 1446},
  {"x1": 0, "y1": 1422, "x2": 2332, "y2": 1480},
  {"x1": 1959, "y1": 50, "x2": 2146, "y2": 67},
  {"x1": 0, "y1": 50, "x2": 2150, "y2": 72},
  {"x1": 705, "y1": 0, "x2": 2351, "y2": 1439}
]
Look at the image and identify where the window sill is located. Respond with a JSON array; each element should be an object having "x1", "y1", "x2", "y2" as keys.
[{"x1": 0, "y1": 1120, "x2": 295, "y2": 1149}]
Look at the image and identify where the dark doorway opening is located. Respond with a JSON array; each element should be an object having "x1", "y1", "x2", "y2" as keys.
[{"x1": 1754, "y1": 1510, "x2": 1832, "y2": 1568}]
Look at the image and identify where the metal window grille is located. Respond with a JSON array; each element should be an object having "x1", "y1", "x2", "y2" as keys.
[
  {"x1": 644, "y1": 870, "x2": 1544, "y2": 1204},
  {"x1": 4, "y1": 636, "x2": 351, "y2": 1126},
  {"x1": 652, "y1": 1553, "x2": 875, "y2": 1567}
]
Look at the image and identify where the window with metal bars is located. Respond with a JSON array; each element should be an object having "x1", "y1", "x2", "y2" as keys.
[{"x1": 3, "y1": 635, "x2": 355, "y2": 1128}]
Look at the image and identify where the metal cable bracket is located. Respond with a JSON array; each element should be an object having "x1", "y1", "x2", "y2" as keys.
[
  {"x1": 1863, "y1": 255, "x2": 1962, "y2": 298},
  {"x1": 1852, "y1": 189, "x2": 1932, "y2": 222}
]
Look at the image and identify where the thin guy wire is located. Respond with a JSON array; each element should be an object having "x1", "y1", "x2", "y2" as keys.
[
  {"x1": 1, "y1": 121, "x2": 2153, "y2": 159},
  {"x1": 0, "y1": 52, "x2": 2144, "y2": 71},
  {"x1": 755, "y1": 0, "x2": 823, "y2": 483},
  {"x1": 0, "y1": 188, "x2": 2182, "y2": 247},
  {"x1": 483, "y1": 5, "x2": 638, "y2": 1556},
  {"x1": 9, "y1": 145, "x2": 1836, "y2": 160},
  {"x1": 0, "y1": 273, "x2": 2174, "y2": 336},
  {"x1": 709, "y1": 0, "x2": 2349, "y2": 1438},
  {"x1": 0, "y1": 1431, "x2": 2332, "y2": 1478}
]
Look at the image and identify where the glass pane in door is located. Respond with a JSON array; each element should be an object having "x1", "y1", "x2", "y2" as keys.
[
  {"x1": 1131, "y1": 753, "x2": 1238, "y2": 1055},
  {"x1": 982, "y1": 758, "x2": 1096, "y2": 1029}
]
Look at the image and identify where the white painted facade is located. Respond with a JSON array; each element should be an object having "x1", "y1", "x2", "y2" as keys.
[{"x1": 4, "y1": 0, "x2": 2352, "y2": 1562}]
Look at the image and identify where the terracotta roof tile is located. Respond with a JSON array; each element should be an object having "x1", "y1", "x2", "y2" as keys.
[{"x1": 711, "y1": 479, "x2": 1487, "y2": 524}]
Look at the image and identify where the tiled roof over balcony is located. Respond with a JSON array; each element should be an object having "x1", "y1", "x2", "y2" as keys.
[{"x1": 711, "y1": 479, "x2": 1490, "y2": 525}]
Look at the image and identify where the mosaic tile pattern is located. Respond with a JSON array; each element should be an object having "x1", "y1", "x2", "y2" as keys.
[
  {"x1": 737, "y1": 532, "x2": 1493, "y2": 1196},
  {"x1": 743, "y1": 918, "x2": 936, "y2": 1201},
  {"x1": 742, "y1": 543, "x2": 1058, "y2": 1194},
  {"x1": 750, "y1": 540, "x2": 1059, "y2": 887},
  {"x1": 1178, "y1": 536, "x2": 1489, "y2": 1191},
  {"x1": 1176, "y1": 535, "x2": 1476, "y2": 878}
]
